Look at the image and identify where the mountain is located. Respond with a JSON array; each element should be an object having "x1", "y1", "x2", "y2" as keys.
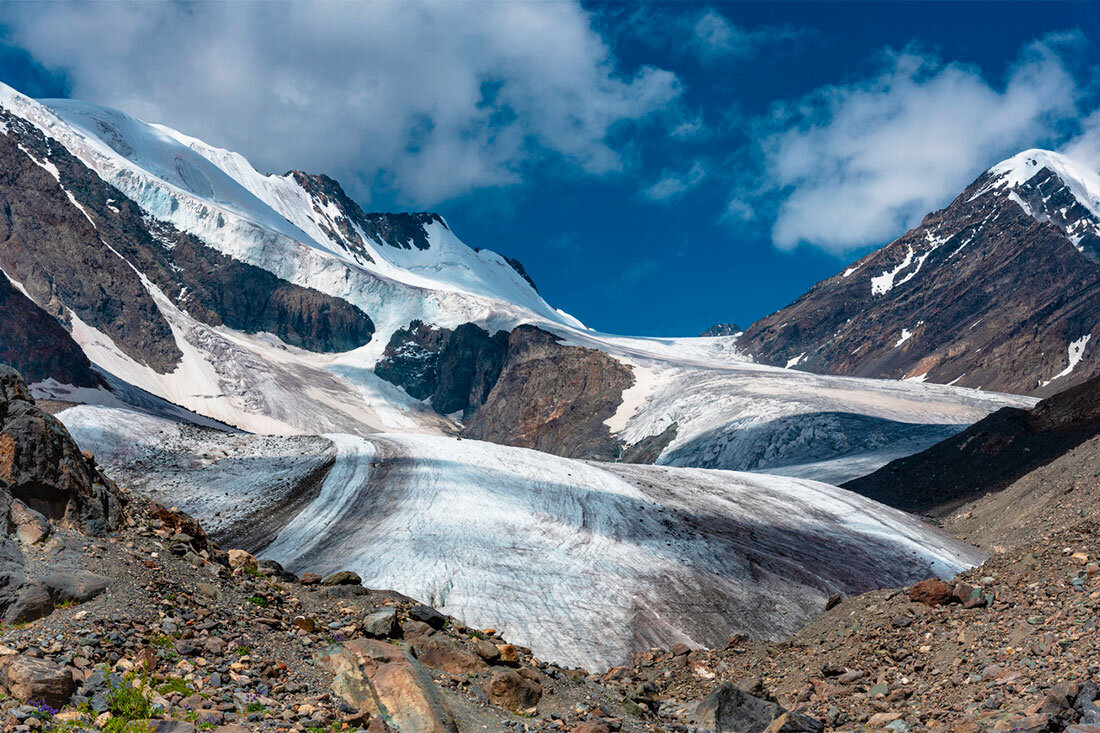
[
  {"x1": 0, "y1": 83, "x2": 1029, "y2": 481},
  {"x1": 842, "y1": 372, "x2": 1100, "y2": 515},
  {"x1": 741, "y1": 149, "x2": 1100, "y2": 396},
  {"x1": 59, "y1": 400, "x2": 982, "y2": 671}
]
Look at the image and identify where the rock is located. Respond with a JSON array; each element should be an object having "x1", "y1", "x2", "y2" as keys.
[
  {"x1": 474, "y1": 638, "x2": 501, "y2": 663},
  {"x1": 571, "y1": 723, "x2": 611, "y2": 733},
  {"x1": 212, "y1": 727, "x2": 251, "y2": 733},
  {"x1": 322, "y1": 570, "x2": 362, "y2": 586},
  {"x1": 0, "y1": 655, "x2": 74, "y2": 707},
  {"x1": 299, "y1": 573, "x2": 322, "y2": 586},
  {"x1": 257, "y1": 558, "x2": 297, "y2": 581},
  {"x1": 4, "y1": 581, "x2": 52, "y2": 624},
  {"x1": 695, "y1": 682, "x2": 823, "y2": 733},
  {"x1": 413, "y1": 639, "x2": 487, "y2": 675},
  {"x1": 909, "y1": 578, "x2": 954, "y2": 607},
  {"x1": 671, "y1": 642, "x2": 692, "y2": 657},
  {"x1": 486, "y1": 668, "x2": 542, "y2": 713},
  {"x1": 9, "y1": 500, "x2": 49, "y2": 545},
  {"x1": 825, "y1": 592, "x2": 843, "y2": 611},
  {"x1": 144, "y1": 722, "x2": 195, "y2": 733},
  {"x1": 363, "y1": 608, "x2": 399, "y2": 639},
  {"x1": 0, "y1": 366, "x2": 124, "y2": 535},
  {"x1": 293, "y1": 615, "x2": 316, "y2": 633},
  {"x1": 318, "y1": 638, "x2": 457, "y2": 733},
  {"x1": 40, "y1": 569, "x2": 110, "y2": 604},
  {"x1": 226, "y1": 549, "x2": 256, "y2": 570},
  {"x1": 497, "y1": 643, "x2": 520, "y2": 666},
  {"x1": 407, "y1": 604, "x2": 446, "y2": 629}
]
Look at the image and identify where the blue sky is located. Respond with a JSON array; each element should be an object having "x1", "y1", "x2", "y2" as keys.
[{"x1": 2, "y1": 2, "x2": 1099, "y2": 335}]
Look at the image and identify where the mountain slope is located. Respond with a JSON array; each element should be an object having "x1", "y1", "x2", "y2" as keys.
[
  {"x1": 842, "y1": 372, "x2": 1100, "y2": 514},
  {"x1": 0, "y1": 82, "x2": 1030, "y2": 477},
  {"x1": 741, "y1": 149, "x2": 1100, "y2": 396},
  {"x1": 60, "y1": 402, "x2": 982, "y2": 672}
]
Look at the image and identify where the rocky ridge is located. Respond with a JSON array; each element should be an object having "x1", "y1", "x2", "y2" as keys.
[{"x1": 741, "y1": 150, "x2": 1100, "y2": 396}]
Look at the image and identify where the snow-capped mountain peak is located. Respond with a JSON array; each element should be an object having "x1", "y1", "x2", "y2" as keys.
[{"x1": 979, "y1": 148, "x2": 1100, "y2": 253}]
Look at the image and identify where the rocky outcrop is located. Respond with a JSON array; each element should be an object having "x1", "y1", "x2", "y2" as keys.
[
  {"x1": 694, "y1": 682, "x2": 823, "y2": 732},
  {"x1": 376, "y1": 322, "x2": 633, "y2": 458},
  {"x1": 290, "y1": 171, "x2": 442, "y2": 252},
  {"x1": 843, "y1": 373, "x2": 1100, "y2": 514},
  {"x1": 0, "y1": 365, "x2": 120, "y2": 625},
  {"x1": 740, "y1": 150, "x2": 1100, "y2": 396},
  {"x1": 0, "y1": 270, "x2": 102, "y2": 389},
  {"x1": 462, "y1": 326, "x2": 634, "y2": 460},
  {"x1": 700, "y1": 323, "x2": 741, "y2": 337},
  {"x1": 0, "y1": 110, "x2": 373, "y2": 375},
  {"x1": 0, "y1": 365, "x2": 123, "y2": 534}
]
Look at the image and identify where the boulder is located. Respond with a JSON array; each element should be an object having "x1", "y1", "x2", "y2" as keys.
[
  {"x1": 226, "y1": 549, "x2": 256, "y2": 570},
  {"x1": 257, "y1": 558, "x2": 297, "y2": 582},
  {"x1": 571, "y1": 724, "x2": 611, "y2": 733},
  {"x1": 407, "y1": 604, "x2": 446, "y2": 629},
  {"x1": 0, "y1": 655, "x2": 74, "y2": 707},
  {"x1": 486, "y1": 668, "x2": 542, "y2": 713},
  {"x1": 299, "y1": 572, "x2": 322, "y2": 586},
  {"x1": 41, "y1": 569, "x2": 110, "y2": 604},
  {"x1": 9, "y1": 500, "x2": 49, "y2": 545},
  {"x1": 695, "y1": 682, "x2": 823, "y2": 733},
  {"x1": 474, "y1": 638, "x2": 501, "y2": 664},
  {"x1": 413, "y1": 639, "x2": 487, "y2": 675},
  {"x1": 317, "y1": 638, "x2": 457, "y2": 733},
  {"x1": 322, "y1": 570, "x2": 362, "y2": 586},
  {"x1": 363, "y1": 608, "x2": 400, "y2": 639},
  {"x1": 909, "y1": 579, "x2": 954, "y2": 607},
  {"x1": 4, "y1": 581, "x2": 52, "y2": 624}
]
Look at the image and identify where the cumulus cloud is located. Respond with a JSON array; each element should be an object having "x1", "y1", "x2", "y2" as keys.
[
  {"x1": 3, "y1": 2, "x2": 679, "y2": 205},
  {"x1": 642, "y1": 161, "x2": 706, "y2": 201},
  {"x1": 757, "y1": 35, "x2": 1083, "y2": 253}
]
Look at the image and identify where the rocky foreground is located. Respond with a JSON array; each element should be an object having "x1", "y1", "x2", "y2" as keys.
[{"x1": 2, "y1": 360, "x2": 1100, "y2": 732}]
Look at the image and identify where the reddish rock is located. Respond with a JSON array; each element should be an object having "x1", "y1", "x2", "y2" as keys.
[{"x1": 909, "y1": 579, "x2": 954, "y2": 607}]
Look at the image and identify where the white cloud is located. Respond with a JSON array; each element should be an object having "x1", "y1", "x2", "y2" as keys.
[
  {"x1": 642, "y1": 161, "x2": 706, "y2": 201},
  {"x1": 757, "y1": 35, "x2": 1083, "y2": 253},
  {"x1": 692, "y1": 11, "x2": 803, "y2": 59},
  {"x1": 3, "y1": 2, "x2": 679, "y2": 205}
]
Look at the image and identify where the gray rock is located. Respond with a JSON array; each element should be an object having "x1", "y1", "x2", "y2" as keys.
[
  {"x1": 4, "y1": 582, "x2": 52, "y2": 624},
  {"x1": 695, "y1": 682, "x2": 823, "y2": 733},
  {"x1": 363, "y1": 608, "x2": 399, "y2": 638},
  {"x1": 41, "y1": 569, "x2": 110, "y2": 604}
]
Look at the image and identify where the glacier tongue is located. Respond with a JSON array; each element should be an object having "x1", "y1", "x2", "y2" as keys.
[{"x1": 61, "y1": 404, "x2": 984, "y2": 672}]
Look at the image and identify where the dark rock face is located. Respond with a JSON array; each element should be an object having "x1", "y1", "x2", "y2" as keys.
[
  {"x1": 463, "y1": 326, "x2": 634, "y2": 460},
  {"x1": 843, "y1": 373, "x2": 1100, "y2": 514},
  {"x1": 700, "y1": 324, "x2": 741, "y2": 337},
  {"x1": 0, "y1": 111, "x2": 373, "y2": 375},
  {"x1": 0, "y1": 109, "x2": 181, "y2": 372},
  {"x1": 0, "y1": 364, "x2": 124, "y2": 534},
  {"x1": 0, "y1": 270, "x2": 102, "y2": 388},
  {"x1": 376, "y1": 322, "x2": 635, "y2": 459},
  {"x1": 432, "y1": 324, "x2": 509, "y2": 416},
  {"x1": 740, "y1": 157, "x2": 1100, "y2": 396},
  {"x1": 374, "y1": 321, "x2": 453, "y2": 401},
  {"x1": 289, "y1": 171, "x2": 443, "y2": 253}
]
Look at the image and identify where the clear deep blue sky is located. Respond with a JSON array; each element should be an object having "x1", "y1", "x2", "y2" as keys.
[{"x1": 2, "y1": 2, "x2": 1099, "y2": 336}]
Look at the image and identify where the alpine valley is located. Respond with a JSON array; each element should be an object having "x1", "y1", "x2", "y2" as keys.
[{"x1": 1, "y1": 76, "x2": 1100, "y2": 733}]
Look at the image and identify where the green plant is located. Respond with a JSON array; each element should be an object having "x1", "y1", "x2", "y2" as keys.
[
  {"x1": 235, "y1": 645, "x2": 251, "y2": 656},
  {"x1": 246, "y1": 595, "x2": 268, "y2": 608},
  {"x1": 243, "y1": 566, "x2": 262, "y2": 578},
  {"x1": 245, "y1": 702, "x2": 267, "y2": 713},
  {"x1": 157, "y1": 678, "x2": 192, "y2": 696}
]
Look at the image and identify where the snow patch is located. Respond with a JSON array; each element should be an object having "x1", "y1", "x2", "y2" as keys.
[{"x1": 1041, "y1": 334, "x2": 1092, "y2": 387}]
